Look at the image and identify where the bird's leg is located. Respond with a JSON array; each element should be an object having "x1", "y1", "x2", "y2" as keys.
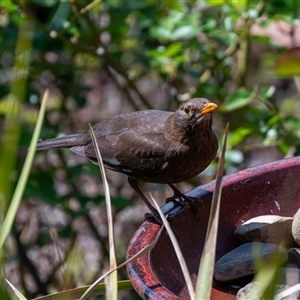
[
  {"x1": 167, "y1": 184, "x2": 202, "y2": 218},
  {"x1": 167, "y1": 183, "x2": 199, "y2": 203},
  {"x1": 128, "y1": 177, "x2": 162, "y2": 224}
]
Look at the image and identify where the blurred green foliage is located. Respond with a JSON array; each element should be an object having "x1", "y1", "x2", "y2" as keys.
[{"x1": 0, "y1": 0, "x2": 300, "y2": 298}]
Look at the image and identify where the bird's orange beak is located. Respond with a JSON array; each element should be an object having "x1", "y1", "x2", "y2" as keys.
[{"x1": 200, "y1": 102, "x2": 218, "y2": 115}]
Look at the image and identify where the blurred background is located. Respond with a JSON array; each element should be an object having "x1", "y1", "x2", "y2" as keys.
[{"x1": 0, "y1": 0, "x2": 300, "y2": 299}]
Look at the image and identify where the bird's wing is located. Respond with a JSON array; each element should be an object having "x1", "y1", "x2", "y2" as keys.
[
  {"x1": 85, "y1": 128, "x2": 168, "y2": 173},
  {"x1": 74, "y1": 110, "x2": 172, "y2": 176}
]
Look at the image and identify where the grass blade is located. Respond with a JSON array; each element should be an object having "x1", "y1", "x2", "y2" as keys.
[
  {"x1": 84, "y1": 124, "x2": 117, "y2": 299},
  {"x1": 79, "y1": 223, "x2": 165, "y2": 299},
  {"x1": 0, "y1": 90, "x2": 49, "y2": 250},
  {"x1": 251, "y1": 243, "x2": 287, "y2": 299},
  {"x1": 152, "y1": 196, "x2": 195, "y2": 299},
  {"x1": 275, "y1": 283, "x2": 300, "y2": 300},
  {"x1": 0, "y1": 21, "x2": 34, "y2": 213},
  {"x1": 195, "y1": 123, "x2": 229, "y2": 299},
  {"x1": 33, "y1": 280, "x2": 133, "y2": 300},
  {"x1": 5, "y1": 280, "x2": 27, "y2": 300}
]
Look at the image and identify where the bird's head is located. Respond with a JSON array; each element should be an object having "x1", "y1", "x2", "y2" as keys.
[{"x1": 171, "y1": 98, "x2": 218, "y2": 135}]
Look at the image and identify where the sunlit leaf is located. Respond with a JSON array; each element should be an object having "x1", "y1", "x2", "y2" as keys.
[
  {"x1": 263, "y1": 114, "x2": 282, "y2": 132},
  {"x1": 150, "y1": 26, "x2": 171, "y2": 42},
  {"x1": 223, "y1": 88, "x2": 256, "y2": 111},
  {"x1": 164, "y1": 43, "x2": 182, "y2": 57},
  {"x1": 172, "y1": 26, "x2": 200, "y2": 40},
  {"x1": 206, "y1": 0, "x2": 247, "y2": 7},
  {"x1": 261, "y1": 86, "x2": 276, "y2": 99},
  {"x1": 228, "y1": 127, "x2": 252, "y2": 147}
]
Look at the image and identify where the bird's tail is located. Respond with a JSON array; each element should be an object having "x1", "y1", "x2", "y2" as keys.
[{"x1": 36, "y1": 133, "x2": 87, "y2": 150}]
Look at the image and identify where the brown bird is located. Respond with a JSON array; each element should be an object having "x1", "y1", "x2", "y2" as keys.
[{"x1": 37, "y1": 98, "x2": 218, "y2": 222}]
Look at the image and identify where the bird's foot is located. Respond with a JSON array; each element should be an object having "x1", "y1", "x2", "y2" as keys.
[
  {"x1": 144, "y1": 211, "x2": 178, "y2": 225},
  {"x1": 166, "y1": 184, "x2": 202, "y2": 220},
  {"x1": 144, "y1": 212, "x2": 162, "y2": 224}
]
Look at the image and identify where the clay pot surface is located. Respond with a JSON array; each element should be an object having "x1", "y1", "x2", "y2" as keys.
[{"x1": 127, "y1": 157, "x2": 300, "y2": 300}]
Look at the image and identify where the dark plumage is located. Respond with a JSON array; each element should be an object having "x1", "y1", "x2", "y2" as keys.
[{"x1": 37, "y1": 98, "x2": 218, "y2": 222}]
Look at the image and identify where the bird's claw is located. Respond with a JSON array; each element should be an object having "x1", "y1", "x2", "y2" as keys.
[
  {"x1": 166, "y1": 189, "x2": 202, "y2": 220},
  {"x1": 144, "y1": 212, "x2": 162, "y2": 224}
]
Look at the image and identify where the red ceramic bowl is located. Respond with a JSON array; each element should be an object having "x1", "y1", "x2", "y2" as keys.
[{"x1": 127, "y1": 157, "x2": 300, "y2": 299}]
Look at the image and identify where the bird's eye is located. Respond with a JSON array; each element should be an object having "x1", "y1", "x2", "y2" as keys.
[{"x1": 182, "y1": 105, "x2": 191, "y2": 115}]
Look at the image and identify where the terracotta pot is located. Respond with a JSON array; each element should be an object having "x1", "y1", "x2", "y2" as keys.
[{"x1": 127, "y1": 157, "x2": 300, "y2": 299}]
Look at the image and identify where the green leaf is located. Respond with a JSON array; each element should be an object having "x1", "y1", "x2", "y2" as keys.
[
  {"x1": 223, "y1": 88, "x2": 256, "y2": 111},
  {"x1": 164, "y1": 43, "x2": 182, "y2": 57},
  {"x1": 284, "y1": 116, "x2": 300, "y2": 131},
  {"x1": 206, "y1": 0, "x2": 246, "y2": 7},
  {"x1": 261, "y1": 86, "x2": 276, "y2": 99},
  {"x1": 172, "y1": 26, "x2": 200, "y2": 40},
  {"x1": 262, "y1": 114, "x2": 281, "y2": 133},
  {"x1": 228, "y1": 127, "x2": 252, "y2": 147},
  {"x1": 32, "y1": 0, "x2": 58, "y2": 7},
  {"x1": 150, "y1": 26, "x2": 171, "y2": 42},
  {"x1": 206, "y1": 0, "x2": 225, "y2": 5},
  {"x1": 277, "y1": 140, "x2": 290, "y2": 154}
]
